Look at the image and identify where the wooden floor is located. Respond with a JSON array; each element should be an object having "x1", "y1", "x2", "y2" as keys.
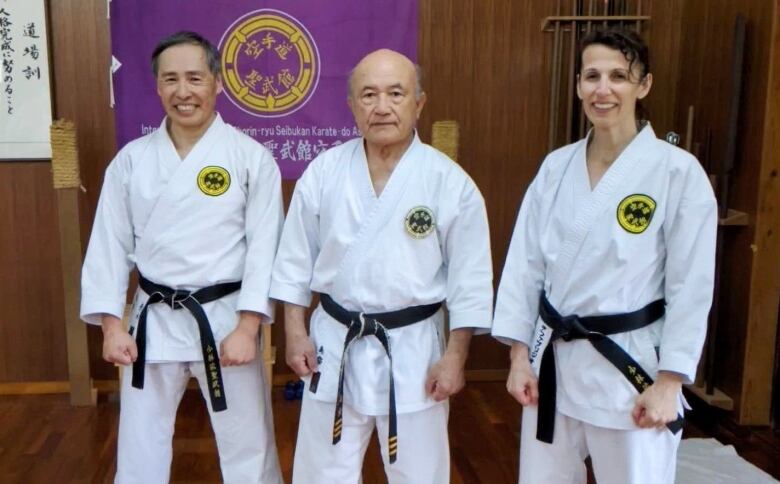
[{"x1": 0, "y1": 381, "x2": 779, "y2": 483}]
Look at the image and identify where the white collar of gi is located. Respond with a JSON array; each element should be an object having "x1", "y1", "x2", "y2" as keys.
[{"x1": 155, "y1": 112, "x2": 225, "y2": 143}]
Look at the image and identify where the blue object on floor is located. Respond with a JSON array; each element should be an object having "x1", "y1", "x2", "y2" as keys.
[{"x1": 283, "y1": 380, "x2": 296, "y2": 401}]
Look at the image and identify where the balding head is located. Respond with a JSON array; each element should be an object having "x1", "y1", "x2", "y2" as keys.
[
  {"x1": 348, "y1": 49, "x2": 423, "y2": 100},
  {"x1": 346, "y1": 49, "x2": 427, "y2": 153}
]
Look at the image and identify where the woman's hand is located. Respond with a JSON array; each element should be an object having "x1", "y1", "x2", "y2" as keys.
[{"x1": 632, "y1": 371, "x2": 682, "y2": 429}]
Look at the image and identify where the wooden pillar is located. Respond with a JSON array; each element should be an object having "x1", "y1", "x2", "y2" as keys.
[
  {"x1": 739, "y1": 0, "x2": 780, "y2": 425},
  {"x1": 51, "y1": 120, "x2": 96, "y2": 406}
]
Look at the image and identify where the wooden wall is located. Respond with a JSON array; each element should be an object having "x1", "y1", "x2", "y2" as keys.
[
  {"x1": 0, "y1": 163, "x2": 67, "y2": 382},
  {"x1": 672, "y1": 0, "x2": 778, "y2": 423},
  {"x1": 1, "y1": 1, "x2": 778, "y2": 432}
]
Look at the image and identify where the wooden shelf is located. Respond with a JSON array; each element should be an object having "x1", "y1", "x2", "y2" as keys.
[
  {"x1": 686, "y1": 383, "x2": 735, "y2": 411},
  {"x1": 719, "y1": 208, "x2": 749, "y2": 226}
]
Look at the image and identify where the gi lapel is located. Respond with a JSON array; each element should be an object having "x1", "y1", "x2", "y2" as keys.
[
  {"x1": 529, "y1": 127, "x2": 654, "y2": 374},
  {"x1": 330, "y1": 135, "x2": 422, "y2": 298},
  {"x1": 546, "y1": 127, "x2": 653, "y2": 306},
  {"x1": 134, "y1": 115, "x2": 224, "y2": 267}
]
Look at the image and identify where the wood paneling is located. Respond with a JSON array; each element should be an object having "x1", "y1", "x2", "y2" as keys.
[
  {"x1": 741, "y1": 1, "x2": 780, "y2": 425},
  {"x1": 673, "y1": 0, "x2": 776, "y2": 421},
  {"x1": 0, "y1": 163, "x2": 67, "y2": 382},
  {"x1": 418, "y1": 0, "x2": 553, "y2": 369},
  {"x1": 0, "y1": 0, "x2": 119, "y2": 384},
  {"x1": 48, "y1": 0, "x2": 118, "y2": 381}
]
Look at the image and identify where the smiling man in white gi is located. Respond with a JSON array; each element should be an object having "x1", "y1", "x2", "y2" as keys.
[
  {"x1": 270, "y1": 49, "x2": 493, "y2": 483},
  {"x1": 80, "y1": 31, "x2": 283, "y2": 483}
]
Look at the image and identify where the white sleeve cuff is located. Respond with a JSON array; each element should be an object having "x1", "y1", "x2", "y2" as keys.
[
  {"x1": 448, "y1": 310, "x2": 492, "y2": 332},
  {"x1": 657, "y1": 353, "x2": 698, "y2": 384},
  {"x1": 80, "y1": 298, "x2": 126, "y2": 326},
  {"x1": 491, "y1": 319, "x2": 534, "y2": 348},
  {"x1": 269, "y1": 281, "x2": 312, "y2": 308},
  {"x1": 235, "y1": 293, "x2": 275, "y2": 323}
]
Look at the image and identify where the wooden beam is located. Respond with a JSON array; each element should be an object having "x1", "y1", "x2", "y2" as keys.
[
  {"x1": 0, "y1": 381, "x2": 70, "y2": 395},
  {"x1": 739, "y1": 1, "x2": 780, "y2": 425},
  {"x1": 56, "y1": 188, "x2": 96, "y2": 406}
]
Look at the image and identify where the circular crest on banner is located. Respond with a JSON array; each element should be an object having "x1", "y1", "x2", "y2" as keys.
[{"x1": 219, "y1": 9, "x2": 320, "y2": 118}]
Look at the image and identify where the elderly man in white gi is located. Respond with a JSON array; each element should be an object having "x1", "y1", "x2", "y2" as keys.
[
  {"x1": 270, "y1": 49, "x2": 493, "y2": 483},
  {"x1": 80, "y1": 31, "x2": 283, "y2": 483}
]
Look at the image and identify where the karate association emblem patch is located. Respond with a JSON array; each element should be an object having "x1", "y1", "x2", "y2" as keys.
[
  {"x1": 405, "y1": 206, "x2": 436, "y2": 239},
  {"x1": 197, "y1": 166, "x2": 231, "y2": 196},
  {"x1": 617, "y1": 194, "x2": 656, "y2": 234}
]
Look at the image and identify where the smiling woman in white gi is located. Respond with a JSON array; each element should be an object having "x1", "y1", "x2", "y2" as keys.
[{"x1": 492, "y1": 27, "x2": 717, "y2": 484}]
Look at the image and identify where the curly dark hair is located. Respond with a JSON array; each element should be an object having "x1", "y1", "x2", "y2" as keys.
[
  {"x1": 577, "y1": 26, "x2": 651, "y2": 121},
  {"x1": 577, "y1": 26, "x2": 650, "y2": 81}
]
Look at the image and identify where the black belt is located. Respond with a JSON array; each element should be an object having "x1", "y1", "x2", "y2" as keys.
[
  {"x1": 319, "y1": 293, "x2": 442, "y2": 464},
  {"x1": 133, "y1": 274, "x2": 241, "y2": 412},
  {"x1": 536, "y1": 292, "x2": 684, "y2": 443}
]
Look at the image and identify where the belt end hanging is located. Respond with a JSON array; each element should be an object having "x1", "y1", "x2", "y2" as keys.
[
  {"x1": 388, "y1": 435, "x2": 398, "y2": 463},
  {"x1": 332, "y1": 417, "x2": 343, "y2": 444}
]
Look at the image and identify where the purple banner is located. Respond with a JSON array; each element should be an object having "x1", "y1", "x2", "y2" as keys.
[{"x1": 110, "y1": 1, "x2": 418, "y2": 179}]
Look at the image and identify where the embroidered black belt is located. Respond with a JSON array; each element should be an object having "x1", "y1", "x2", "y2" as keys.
[
  {"x1": 132, "y1": 273, "x2": 242, "y2": 412},
  {"x1": 319, "y1": 293, "x2": 442, "y2": 463},
  {"x1": 536, "y1": 292, "x2": 684, "y2": 443}
]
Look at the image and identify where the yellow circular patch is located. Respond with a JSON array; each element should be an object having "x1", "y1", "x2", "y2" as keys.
[
  {"x1": 197, "y1": 166, "x2": 231, "y2": 196},
  {"x1": 405, "y1": 206, "x2": 436, "y2": 239},
  {"x1": 219, "y1": 9, "x2": 320, "y2": 118},
  {"x1": 617, "y1": 194, "x2": 656, "y2": 234}
]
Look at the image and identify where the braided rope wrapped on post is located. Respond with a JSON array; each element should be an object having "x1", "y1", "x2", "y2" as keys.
[
  {"x1": 431, "y1": 120, "x2": 459, "y2": 163},
  {"x1": 50, "y1": 119, "x2": 83, "y2": 190}
]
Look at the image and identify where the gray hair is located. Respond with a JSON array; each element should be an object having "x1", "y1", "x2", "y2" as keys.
[
  {"x1": 347, "y1": 64, "x2": 425, "y2": 100},
  {"x1": 151, "y1": 31, "x2": 221, "y2": 77}
]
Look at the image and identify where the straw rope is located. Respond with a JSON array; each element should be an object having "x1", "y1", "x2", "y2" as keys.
[
  {"x1": 431, "y1": 120, "x2": 459, "y2": 163},
  {"x1": 50, "y1": 119, "x2": 82, "y2": 189}
]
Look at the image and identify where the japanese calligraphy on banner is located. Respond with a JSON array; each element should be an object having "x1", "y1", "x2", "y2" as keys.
[
  {"x1": 110, "y1": 1, "x2": 418, "y2": 179},
  {"x1": 0, "y1": 0, "x2": 53, "y2": 159}
]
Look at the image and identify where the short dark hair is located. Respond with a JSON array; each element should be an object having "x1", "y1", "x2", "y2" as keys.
[
  {"x1": 578, "y1": 26, "x2": 650, "y2": 81},
  {"x1": 151, "y1": 31, "x2": 221, "y2": 77}
]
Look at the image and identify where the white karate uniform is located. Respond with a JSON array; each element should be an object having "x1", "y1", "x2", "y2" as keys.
[
  {"x1": 80, "y1": 114, "x2": 283, "y2": 484},
  {"x1": 271, "y1": 134, "x2": 493, "y2": 483},
  {"x1": 492, "y1": 124, "x2": 717, "y2": 484}
]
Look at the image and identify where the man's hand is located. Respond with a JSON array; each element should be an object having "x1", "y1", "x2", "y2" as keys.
[
  {"x1": 632, "y1": 371, "x2": 682, "y2": 429},
  {"x1": 101, "y1": 315, "x2": 137, "y2": 365},
  {"x1": 284, "y1": 303, "x2": 318, "y2": 377},
  {"x1": 425, "y1": 328, "x2": 472, "y2": 401},
  {"x1": 426, "y1": 352, "x2": 466, "y2": 401},
  {"x1": 220, "y1": 311, "x2": 261, "y2": 367},
  {"x1": 506, "y1": 343, "x2": 538, "y2": 406}
]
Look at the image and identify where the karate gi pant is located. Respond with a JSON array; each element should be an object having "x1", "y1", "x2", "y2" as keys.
[
  {"x1": 518, "y1": 405, "x2": 681, "y2": 484},
  {"x1": 115, "y1": 354, "x2": 282, "y2": 484},
  {"x1": 292, "y1": 397, "x2": 450, "y2": 484}
]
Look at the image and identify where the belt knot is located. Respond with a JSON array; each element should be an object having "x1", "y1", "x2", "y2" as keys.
[{"x1": 354, "y1": 313, "x2": 385, "y2": 338}]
